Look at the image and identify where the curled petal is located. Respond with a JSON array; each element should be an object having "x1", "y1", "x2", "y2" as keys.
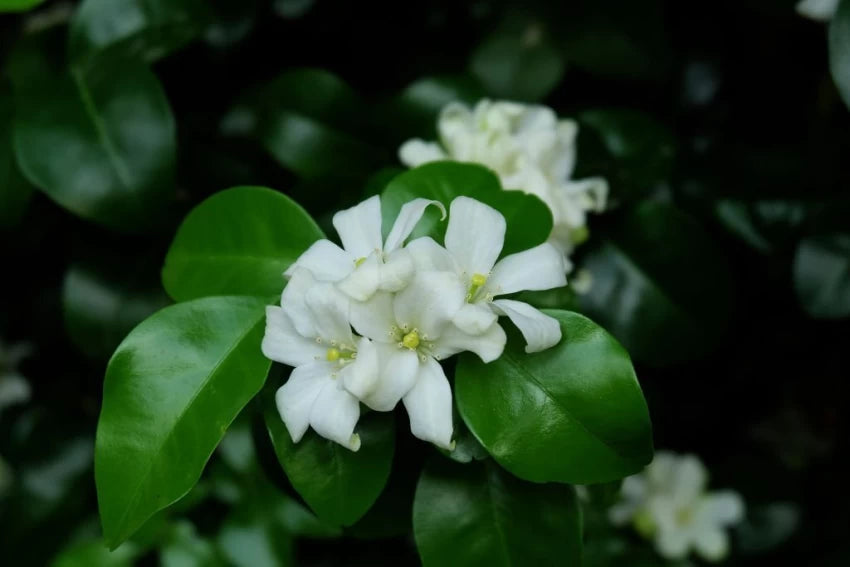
[
  {"x1": 337, "y1": 253, "x2": 382, "y2": 302},
  {"x1": 378, "y1": 248, "x2": 415, "y2": 292},
  {"x1": 384, "y1": 198, "x2": 447, "y2": 253},
  {"x1": 491, "y1": 299, "x2": 561, "y2": 353},
  {"x1": 403, "y1": 358, "x2": 454, "y2": 450},
  {"x1": 332, "y1": 195, "x2": 383, "y2": 259}
]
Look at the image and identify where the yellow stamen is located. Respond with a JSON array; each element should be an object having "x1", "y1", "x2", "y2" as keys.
[
  {"x1": 402, "y1": 330, "x2": 420, "y2": 350},
  {"x1": 471, "y1": 273, "x2": 488, "y2": 287},
  {"x1": 354, "y1": 256, "x2": 367, "y2": 267},
  {"x1": 466, "y1": 273, "x2": 488, "y2": 302},
  {"x1": 326, "y1": 348, "x2": 341, "y2": 362}
]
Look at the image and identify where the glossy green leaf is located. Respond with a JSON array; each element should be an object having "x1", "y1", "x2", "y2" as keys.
[
  {"x1": 456, "y1": 309, "x2": 653, "y2": 484},
  {"x1": 0, "y1": 0, "x2": 46, "y2": 12},
  {"x1": 12, "y1": 58, "x2": 175, "y2": 232},
  {"x1": 262, "y1": 380, "x2": 395, "y2": 527},
  {"x1": 389, "y1": 75, "x2": 485, "y2": 139},
  {"x1": 577, "y1": 201, "x2": 734, "y2": 366},
  {"x1": 0, "y1": 82, "x2": 33, "y2": 228},
  {"x1": 161, "y1": 522, "x2": 227, "y2": 567},
  {"x1": 381, "y1": 162, "x2": 553, "y2": 256},
  {"x1": 62, "y1": 263, "x2": 169, "y2": 359},
  {"x1": 793, "y1": 233, "x2": 850, "y2": 319},
  {"x1": 413, "y1": 458, "x2": 582, "y2": 566},
  {"x1": 830, "y1": 0, "x2": 850, "y2": 110},
  {"x1": 162, "y1": 186, "x2": 324, "y2": 302},
  {"x1": 51, "y1": 540, "x2": 140, "y2": 567},
  {"x1": 69, "y1": 0, "x2": 211, "y2": 67},
  {"x1": 96, "y1": 296, "x2": 271, "y2": 548},
  {"x1": 470, "y1": 28, "x2": 564, "y2": 102}
]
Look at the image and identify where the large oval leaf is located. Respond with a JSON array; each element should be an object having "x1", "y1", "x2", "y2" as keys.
[
  {"x1": 0, "y1": 81, "x2": 32, "y2": 228},
  {"x1": 381, "y1": 162, "x2": 553, "y2": 256},
  {"x1": 261, "y1": 379, "x2": 395, "y2": 527},
  {"x1": 0, "y1": 0, "x2": 46, "y2": 12},
  {"x1": 162, "y1": 186, "x2": 323, "y2": 302},
  {"x1": 577, "y1": 201, "x2": 734, "y2": 366},
  {"x1": 456, "y1": 309, "x2": 653, "y2": 484},
  {"x1": 95, "y1": 296, "x2": 270, "y2": 548},
  {"x1": 830, "y1": 0, "x2": 850, "y2": 110},
  {"x1": 793, "y1": 233, "x2": 850, "y2": 319},
  {"x1": 69, "y1": 0, "x2": 210, "y2": 67},
  {"x1": 12, "y1": 58, "x2": 175, "y2": 232},
  {"x1": 413, "y1": 458, "x2": 582, "y2": 566}
]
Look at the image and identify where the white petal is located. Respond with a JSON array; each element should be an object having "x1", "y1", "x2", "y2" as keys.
[
  {"x1": 393, "y1": 271, "x2": 465, "y2": 338},
  {"x1": 654, "y1": 525, "x2": 692, "y2": 560},
  {"x1": 406, "y1": 237, "x2": 457, "y2": 273},
  {"x1": 361, "y1": 344, "x2": 420, "y2": 411},
  {"x1": 285, "y1": 239, "x2": 353, "y2": 281},
  {"x1": 433, "y1": 322, "x2": 506, "y2": 363},
  {"x1": 672, "y1": 455, "x2": 709, "y2": 500},
  {"x1": 402, "y1": 358, "x2": 454, "y2": 449},
  {"x1": 693, "y1": 527, "x2": 729, "y2": 562},
  {"x1": 350, "y1": 291, "x2": 396, "y2": 343},
  {"x1": 275, "y1": 362, "x2": 332, "y2": 443},
  {"x1": 378, "y1": 248, "x2": 415, "y2": 292},
  {"x1": 492, "y1": 299, "x2": 561, "y2": 353},
  {"x1": 332, "y1": 195, "x2": 383, "y2": 258},
  {"x1": 796, "y1": 0, "x2": 840, "y2": 21},
  {"x1": 452, "y1": 302, "x2": 498, "y2": 335},
  {"x1": 488, "y1": 243, "x2": 566, "y2": 296},
  {"x1": 702, "y1": 491, "x2": 745, "y2": 526},
  {"x1": 262, "y1": 306, "x2": 324, "y2": 367},
  {"x1": 384, "y1": 198, "x2": 447, "y2": 252},
  {"x1": 444, "y1": 197, "x2": 505, "y2": 277},
  {"x1": 438, "y1": 102, "x2": 475, "y2": 159},
  {"x1": 281, "y1": 268, "x2": 320, "y2": 338},
  {"x1": 0, "y1": 373, "x2": 31, "y2": 410},
  {"x1": 304, "y1": 283, "x2": 354, "y2": 346},
  {"x1": 398, "y1": 139, "x2": 447, "y2": 167},
  {"x1": 337, "y1": 253, "x2": 382, "y2": 301},
  {"x1": 309, "y1": 380, "x2": 362, "y2": 451},
  {"x1": 608, "y1": 502, "x2": 639, "y2": 526},
  {"x1": 341, "y1": 337, "x2": 380, "y2": 400}
]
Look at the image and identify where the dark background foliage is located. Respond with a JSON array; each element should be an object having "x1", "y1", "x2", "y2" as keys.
[{"x1": 1, "y1": 0, "x2": 848, "y2": 565}]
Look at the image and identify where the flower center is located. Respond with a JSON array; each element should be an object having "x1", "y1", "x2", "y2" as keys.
[
  {"x1": 354, "y1": 256, "x2": 367, "y2": 267},
  {"x1": 466, "y1": 273, "x2": 488, "y2": 302},
  {"x1": 325, "y1": 347, "x2": 355, "y2": 362},
  {"x1": 402, "y1": 330, "x2": 420, "y2": 350},
  {"x1": 675, "y1": 506, "x2": 695, "y2": 526}
]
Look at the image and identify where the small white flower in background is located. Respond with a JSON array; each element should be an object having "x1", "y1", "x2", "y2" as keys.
[
  {"x1": 796, "y1": 0, "x2": 840, "y2": 21},
  {"x1": 609, "y1": 451, "x2": 745, "y2": 563},
  {"x1": 286, "y1": 195, "x2": 445, "y2": 301},
  {"x1": 399, "y1": 99, "x2": 608, "y2": 268},
  {"x1": 0, "y1": 339, "x2": 33, "y2": 419},
  {"x1": 407, "y1": 197, "x2": 565, "y2": 353}
]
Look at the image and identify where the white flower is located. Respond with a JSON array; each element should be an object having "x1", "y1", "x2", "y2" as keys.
[
  {"x1": 407, "y1": 197, "x2": 565, "y2": 353},
  {"x1": 796, "y1": 0, "x2": 839, "y2": 21},
  {"x1": 286, "y1": 195, "x2": 445, "y2": 301},
  {"x1": 0, "y1": 339, "x2": 33, "y2": 419},
  {"x1": 349, "y1": 271, "x2": 506, "y2": 449},
  {"x1": 261, "y1": 268, "x2": 379, "y2": 451},
  {"x1": 399, "y1": 99, "x2": 608, "y2": 265},
  {"x1": 609, "y1": 451, "x2": 745, "y2": 563}
]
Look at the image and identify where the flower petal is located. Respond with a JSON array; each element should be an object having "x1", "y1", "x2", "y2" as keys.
[
  {"x1": 398, "y1": 139, "x2": 447, "y2": 167},
  {"x1": 671, "y1": 454, "x2": 708, "y2": 500},
  {"x1": 406, "y1": 237, "x2": 457, "y2": 273},
  {"x1": 281, "y1": 268, "x2": 320, "y2": 338},
  {"x1": 433, "y1": 321, "x2": 506, "y2": 363},
  {"x1": 444, "y1": 197, "x2": 505, "y2": 277},
  {"x1": 488, "y1": 243, "x2": 566, "y2": 296},
  {"x1": 341, "y1": 337, "x2": 380, "y2": 400},
  {"x1": 654, "y1": 523, "x2": 692, "y2": 561},
  {"x1": 693, "y1": 527, "x2": 729, "y2": 563},
  {"x1": 702, "y1": 491, "x2": 745, "y2": 526},
  {"x1": 492, "y1": 299, "x2": 561, "y2": 353},
  {"x1": 304, "y1": 283, "x2": 354, "y2": 347},
  {"x1": 384, "y1": 198, "x2": 446, "y2": 253},
  {"x1": 402, "y1": 357, "x2": 454, "y2": 450},
  {"x1": 393, "y1": 271, "x2": 465, "y2": 338},
  {"x1": 309, "y1": 380, "x2": 362, "y2": 451},
  {"x1": 285, "y1": 239, "x2": 353, "y2": 281},
  {"x1": 452, "y1": 302, "x2": 498, "y2": 335},
  {"x1": 337, "y1": 253, "x2": 382, "y2": 301},
  {"x1": 362, "y1": 344, "x2": 420, "y2": 411},
  {"x1": 378, "y1": 248, "x2": 415, "y2": 292},
  {"x1": 332, "y1": 195, "x2": 383, "y2": 258},
  {"x1": 275, "y1": 362, "x2": 332, "y2": 443},
  {"x1": 350, "y1": 291, "x2": 396, "y2": 343},
  {"x1": 262, "y1": 306, "x2": 324, "y2": 367}
]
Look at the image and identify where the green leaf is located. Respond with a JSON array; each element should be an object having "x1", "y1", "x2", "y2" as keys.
[
  {"x1": 381, "y1": 162, "x2": 553, "y2": 256},
  {"x1": 0, "y1": 81, "x2": 33, "y2": 228},
  {"x1": 218, "y1": 501, "x2": 294, "y2": 567},
  {"x1": 0, "y1": 0, "x2": 46, "y2": 12},
  {"x1": 456, "y1": 309, "x2": 653, "y2": 484},
  {"x1": 793, "y1": 233, "x2": 850, "y2": 319},
  {"x1": 95, "y1": 296, "x2": 271, "y2": 548},
  {"x1": 69, "y1": 0, "x2": 211, "y2": 68},
  {"x1": 51, "y1": 540, "x2": 140, "y2": 567},
  {"x1": 470, "y1": 26, "x2": 565, "y2": 102},
  {"x1": 577, "y1": 201, "x2": 734, "y2": 366},
  {"x1": 579, "y1": 109, "x2": 675, "y2": 202},
  {"x1": 162, "y1": 522, "x2": 227, "y2": 567},
  {"x1": 63, "y1": 263, "x2": 169, "y2": 359},
  {"x1": 413, "y1": 458, "x2": 582, "y2": 566},
  {"x1": 830, "y1": 0, "x2": 850, "y2": 110},
  {"x1": 12, "y1": 57, "x2": 175, "y2": 232},
  {"x1": 389, "y1": 75, "x2": 485, "y2": 140},
  {"x1": 162, "y1": 186, "x2": 324, "y2": 302},
  {"x1": 262, "y1": 379, "x2": 395, "y2": 527}
]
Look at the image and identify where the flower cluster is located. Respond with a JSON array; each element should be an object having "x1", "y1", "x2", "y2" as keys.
[
  {"x1": 609, "y1": 451, "x2": 745, "y2": 563},
  {"x1": 399, "y1": 99, "x2": 608, "y2": 269},
  {"x1": 261, "y1": 195, "x2": 566, "y2": 451}
]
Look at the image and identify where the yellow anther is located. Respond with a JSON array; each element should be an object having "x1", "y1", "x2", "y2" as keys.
[
  {"x1": 471, "y1": 273, "x2": 488, "y2": 287},
  {"x1": 326, "y1": 348, "x2": 341, "y2": 362},
  {"x1": 402, "y1": 330, "x2": 420, "y2": 350},
  {"x1": 355, "y1": 257, "x2": 367, "y2": 267}
]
